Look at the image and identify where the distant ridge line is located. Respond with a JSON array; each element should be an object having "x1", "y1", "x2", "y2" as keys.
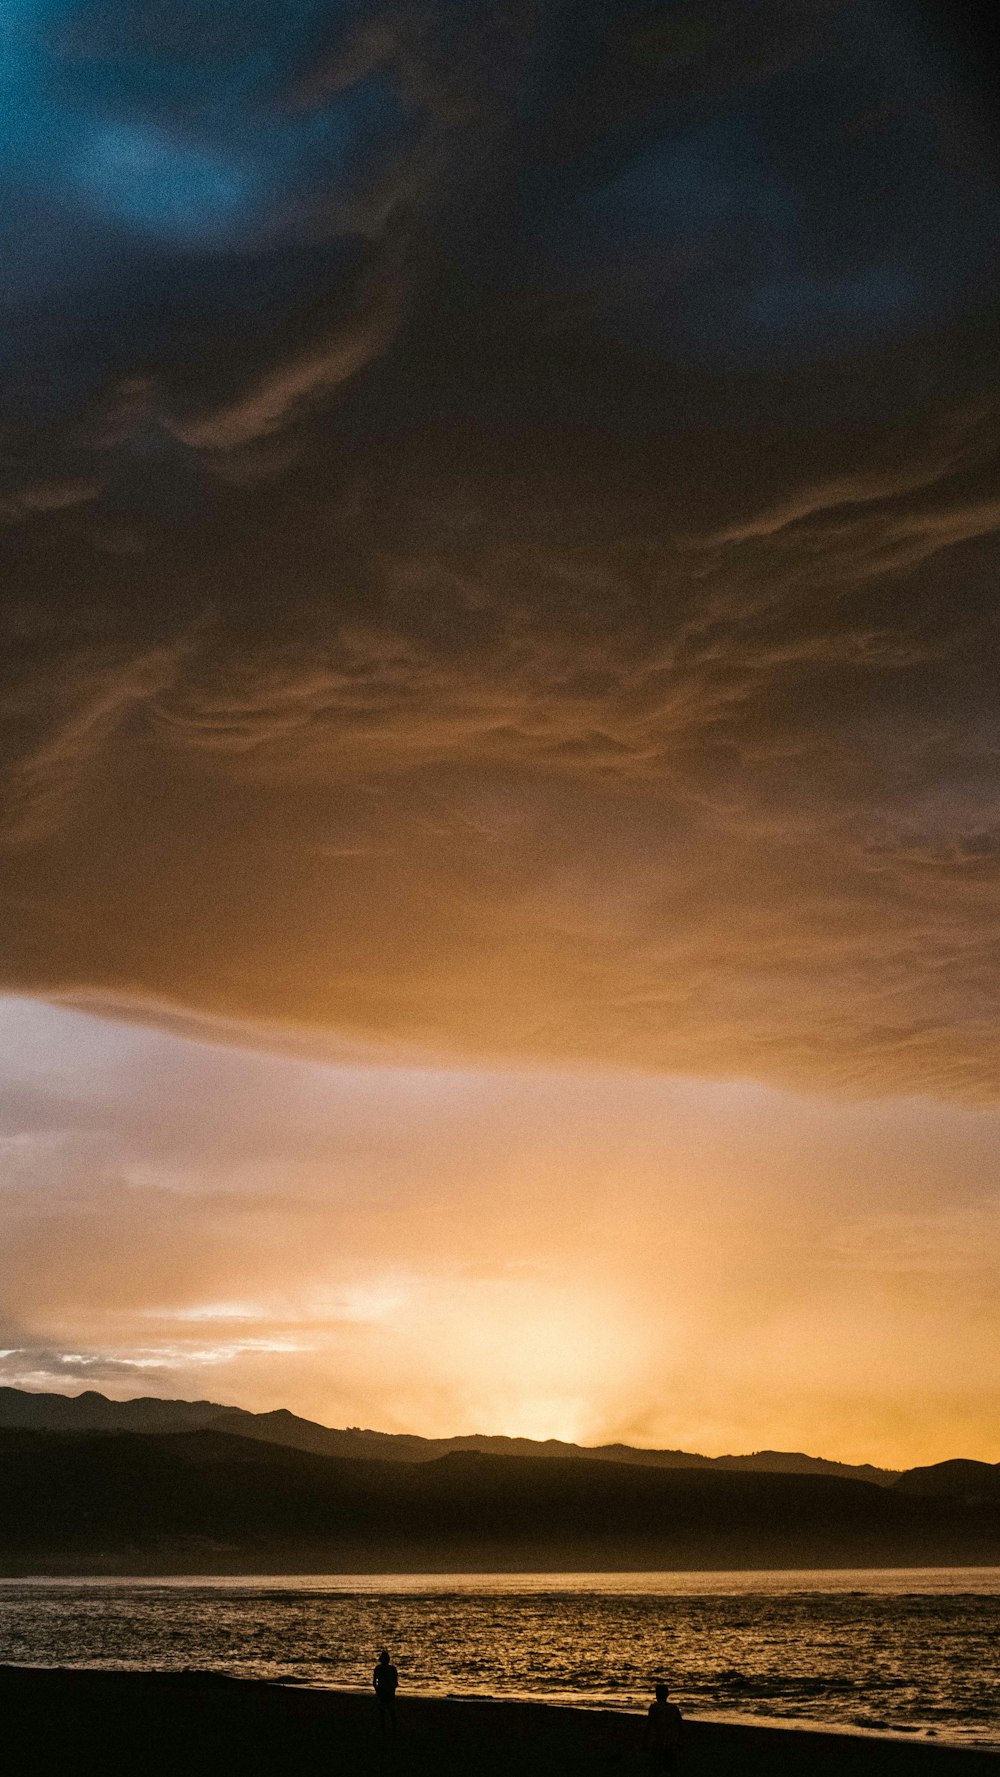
[{"x1": 0, "y1": 1386, "x2": 899, "y2": 1484}]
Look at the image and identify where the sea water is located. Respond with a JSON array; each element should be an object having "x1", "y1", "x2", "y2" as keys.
[{"x1": 1, "y1": 1569, "x2": 999, "y2": 1748}]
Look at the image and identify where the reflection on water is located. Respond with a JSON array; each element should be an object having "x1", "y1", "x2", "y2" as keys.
[{"x1": 2, "y1": 1570, "x2": 999, "y2": 1748}]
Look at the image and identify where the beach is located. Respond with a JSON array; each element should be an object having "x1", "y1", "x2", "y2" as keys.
[{"x1": 3, "y1": 1668, "x2": 998, "y2": 1777}]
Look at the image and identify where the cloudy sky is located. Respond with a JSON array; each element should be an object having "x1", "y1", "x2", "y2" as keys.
[{"x1": 1, "y1": 0, "x2": 999, "y2": 1466}]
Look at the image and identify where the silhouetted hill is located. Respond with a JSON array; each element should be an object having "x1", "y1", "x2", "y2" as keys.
[
  {"x1": 713, "y1": 1449, "x2": 894, "y2": 1486},
  {"x1": 894, "y1": 1459, "x2": 1000, "y2": 1504},
  {"x1": 0, "y1": 1387, "x2": 898, "y2": 1484},
  {"x1": 0, "y1": 1427, "x2": 996, "y2": 1574}
]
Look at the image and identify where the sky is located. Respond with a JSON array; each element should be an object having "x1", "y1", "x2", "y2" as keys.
[{"x1": 1, "y1": 0, "x2": 999, "y2": 1468}]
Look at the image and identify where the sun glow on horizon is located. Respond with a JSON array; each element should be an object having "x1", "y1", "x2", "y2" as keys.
[
  {"x1": 399, "y1": 1276, "x2": 656, "y2": 1448},
  {"x1": 2, "y1": 996, "x2": 1000, "y2": 1469}
]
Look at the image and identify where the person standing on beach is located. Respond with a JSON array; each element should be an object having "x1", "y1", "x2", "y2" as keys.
[
  {"x1": 643, "y1": 1683, "x2": 683, "y2": 1771},
  {"x1": 373, "y1": 1648, "x2": 400, "y2": 1735}
]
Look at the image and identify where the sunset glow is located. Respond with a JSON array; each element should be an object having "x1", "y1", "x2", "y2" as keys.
[{"x1": 2, "y1": 993, "x2": 999, "y2": 1468}]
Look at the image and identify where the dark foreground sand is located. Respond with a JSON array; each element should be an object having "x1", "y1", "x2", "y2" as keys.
[{"x1": 2, "y1": 1667, "x2": 998, "y2": 1777}]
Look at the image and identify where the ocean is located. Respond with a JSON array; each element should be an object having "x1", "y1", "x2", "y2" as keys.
[{"x1": 1, "y1": 1569, "x2": 998, "y2": 1749}]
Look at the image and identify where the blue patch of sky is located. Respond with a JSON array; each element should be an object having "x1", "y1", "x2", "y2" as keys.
[
  {"x1": 573, "y1": 113, "x2": 929, "y2": 365},
  {"x1": 561, "y1": 0, "x2": 1000, "y2": 370},
  {"x1": 753, "y1": 267, "x2": 919, "y2": 337},
  {"x1": 75, "y1": 122, "x2": 249, "y2": 240},
  {"x1": 0, "y1": 0, "x2": 401, "y2": 256},
  {"x1": 585, "y1": 119, "x2": 797, "y2": 240}
]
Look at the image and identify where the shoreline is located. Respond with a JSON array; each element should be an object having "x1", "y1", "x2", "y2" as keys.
[
  {"x1": 3, "y1": 1667, "x2": 999, "y2": 1775},
  {"x1": 294, "y1": 1682, "x2": 1000, "y2": 1752},
  {"x1": 11, "y1": 1664, "x2": 995, "y2": 1749}
]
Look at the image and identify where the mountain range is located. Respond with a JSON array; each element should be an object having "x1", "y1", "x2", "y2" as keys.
[
  {"x1": 1, "y1": 1425, "x2": 999, "y2": 1575},
  {"x1": 0, "y1": 1386, "x2": 898, "y2": 1483},
  {"x1": 1, "y1": 1387, "x2": 999, "y2": 1574}
]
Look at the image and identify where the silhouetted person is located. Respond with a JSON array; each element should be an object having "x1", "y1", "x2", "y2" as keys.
[
  {"x1": 373, "y1": 1649, "x2": 399, "y2": 1735},
  {"x1": 643, "y1": 1683, "x2": 683, "y2": 1772}
]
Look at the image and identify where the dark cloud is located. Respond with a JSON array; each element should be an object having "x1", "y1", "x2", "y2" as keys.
[{"x1": 1, "y1": 1, "x2": 999, "y2": 1096}]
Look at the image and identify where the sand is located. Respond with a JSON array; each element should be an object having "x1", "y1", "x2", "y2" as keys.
[{"x1": 2, "y1": 1667, "x2": 997, "y2": 1776}]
